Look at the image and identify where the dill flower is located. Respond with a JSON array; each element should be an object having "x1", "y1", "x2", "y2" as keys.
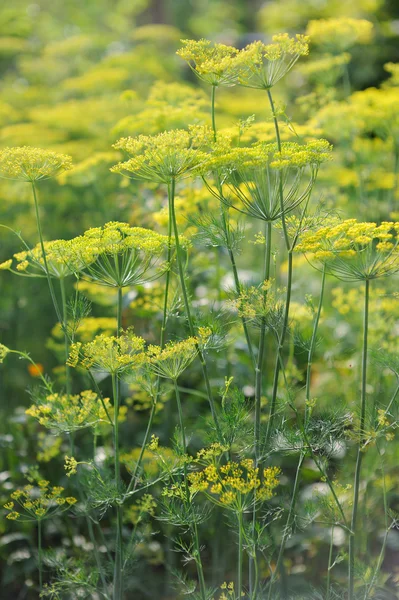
[
  {"x1": 188, "y1": 456, "x2": 280, "y2": 513},
  {"x1": 10, "y1": 239, "x2": 86, "y2": 279},
  {"x1": 236, "y1": 34, "x2": 309, "y2": 90},
  {"x1": 295, "y1": 220, "x2": 399, "y2": 281},
  {"x1": 203, "y1": 140, "x2": 332, "y2": 222},
  {"x1": 0, "y1": 343, "x2": 10, "y2": 363},
  {"x1": 67, "y1": 329, "x2": 146, "y2": 376},
  {"x1": 147, "y1": 337, "x2": 199, "y2": 380},
  {"x1": 70, "y1": 221, "x2": 171, "y2": 288},
  {"x1": 5, "y1": 479, "x2": 76, "y2": 522},
  {"x1": 26, "y1": 390, "x2": 112, "y2": 434},
  {"x1": 227, "y1": 281, "x2": 284, "y2": 331},
  {"x1": 0, "y1": 147, "x2": 72, "y2": 182},
  {"x1": 177, "y1": 39, "x2": 239, "y2": 87},
  {"x1": 111, "y1": 126, "x2": 212, "y2": 184}
]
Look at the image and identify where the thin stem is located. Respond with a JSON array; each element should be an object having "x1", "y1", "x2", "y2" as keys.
[
  {"x1": 31, "y1": 182, "x2": 62, "y2": 324},
  {"x1": 250, "y1": 220, "x2": 272, "y2": 598},
  {"x1": 60, "y1": 277, "x2": 71, "y2": 397},
  {"x1": 169, "y1": 177, "x2": 222, "y2": 441},
  {"x1": 265, "y1": 251, "x2": 293, "y2": 448},
  {"x1": 113, "y1": 287, "x2": 123, "y2": 600},
  {"x1": 126, "y1": 189, "x2": 173, "y2": 495},
  {"x1": 326, "y1": 525, "x2": 334, "y2": 600},
  {"x1": 38, "y1": 519, "x2": 43, "y2": 590},
  {"x1": 238, "y1": 510, "x2": 244, "y2": 599},
  {"x1": 267, "y1": 454, "x2": 304, "y2": 600},
  {"x1": 69, "y1": 435, "x2": 109, "y2": 594},
  {"x1": 173, "y1": 380, "x2": 206, "y2": 600},
  {"x1": 348, "y1": 278, "x2": 370, "y2": 600},
  {"x1": 112, "y1": 371, "x2": 123, "y2": 600},
  {"x1": 211, "y1": 84, "x2": 217, "y2": 142},
  {"x1": 305, "y1": 265, "x2": 326, "y2": 425}
]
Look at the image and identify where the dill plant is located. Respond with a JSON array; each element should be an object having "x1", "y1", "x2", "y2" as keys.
[{"x1": 0, "y1": 25, "x2": 398, "y2": 600}]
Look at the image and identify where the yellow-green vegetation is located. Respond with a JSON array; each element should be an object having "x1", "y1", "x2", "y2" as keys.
[{"x1": 0, "y1": 2, "x2": 399, "y2": 599}]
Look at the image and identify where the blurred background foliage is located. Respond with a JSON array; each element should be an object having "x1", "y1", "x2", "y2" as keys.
[{"x1": 1, "y1": 0, "x2": 399, "y2": 597}]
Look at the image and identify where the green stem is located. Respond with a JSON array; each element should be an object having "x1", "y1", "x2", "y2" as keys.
[
  {"x1": 326, "y1": 525, "x2": 334, "y2": 600},
  {"x1": 348, "y1": 278, "x2": 370, "y2": 600},
  {"x1": 60, "y1": 277, "x2": 71, "y2": 397},
  {"x1": 250, "y1": 221, "x2": 272, "y2": 598},
  {"x1": 305, "y1": 265, "x2": 326, "y2": 425},
  {"x1": 38, "y1": 519, "x2": 43, "y2": 590},
  {"x1": 228, "y1": 244, "x2": 255, "y2": 366},
  {"x1": 169, "y1": 177, "x2": 222, "y2": 441},
  {"x1": 211, "y1": 84, "x2": 217, "y2": 142},
  {"x1": 112, "y1": 371, "x2": 123, "y2": 600},
  {"x1": 126, "y1": 190, "x2": 173, "y2": 495},
  {"x1": 31, "y1": 182, "x2": 62, "y2": 324},
  {"x1": 265, "y1": 251, "x2": 293, "y2": 448},
  {"x1": 113, "y1": 287, "x2": 123, "y2": 600},
  {"x1": 268, "y1": 454, "x2": 304, "y2": 599},
  {"x1": 173, "y1": 380, "x2": 206, "y2": 600},
  {"x1": 238, "y1": 510, "x2": 244, "y2": 599}
]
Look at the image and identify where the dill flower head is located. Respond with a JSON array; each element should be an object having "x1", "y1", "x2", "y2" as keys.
[
  {"x1": 227, "y1": 280, "x2": 284, "y2": 331},
  {"x1": 11, "y1": 239, "x2": 86, "y2": 279},
  {"x1": 0, "y1": 343, "x2": 10, "y2": 364},
  {"x1": 70, "y1": 221, "x2": 172, "y2": 288},
  {"x1": 0, "y1": 147, "x2": 72, "y2": 182},
  {"x1": 147, "y1": 337, "x2": 199, "y2": 380},
  {"x1": 111, "y1": 126, "x2": 212, "y2": 184},
  {"x1": 306, "y1": 18, "x2": 374, "y2": 52},
  {"x1": 236, "y1": 34, "x2": 309, "y2": 90},
  {"x1": 5, "y1": 479, "x2": 76, "y2": 522},
  {"x1": 26, "y1": 390, "x2": 112, "y2": 434},
  {"x1": 203, "y1": 140, "x2": 332, "y2": 222},
  {"x1": 177, "y1": 39, "x2": 239, "y2": 87},
  {"x1": 295, "y1": 219, "x2": 399, "y2": 281},
  {"x1": 67, "y1": 329, "x2": 146, "y2": 376},
  {"x1": 188, "y1": 456, "x2": 280, "y2": 513}
]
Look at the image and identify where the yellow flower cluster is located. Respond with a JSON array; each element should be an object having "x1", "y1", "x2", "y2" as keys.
[
  {"x1": 67, "y1": 330, "x2": 146, "y2": 375},
  {"x1": 177, "y1": 39, "x2": 239, "y2": 87},
  {"x1": 228, "y1": 280, "x2": 282, "y2": 327},
  {"x1": 296, "y1": 220, "x2": 399, "y2": 281},
  {"x1": 306, "y1": 18, "x2": 374, "y2": 51},
  {"x1": 25, "y1": 390, "x2": 111, "y2": 433},
  {"x1": 236, "y1": 34, "x2": 309, "y2": 89},
  {"x1": 127, "y1": 493, "x2": 156, "y2": 525},
  {"x1": 68, "y1": 221, "x2": 171, "y2": 288},
  {"x1": 189, "y1": 458, "x2": 280, "y2": 512},
  {"x1": 147, "y1": 337, "x2": 199, "y2": 380},
  {"x1": 0, "y1": 146, "x2": 72, "y2": 182},
  {"x1": 5, "y1": 480, "x2": 76, "y2": 521},
  {"x1": 9, "y1": 239, "x2": 86, "y2": 279},
  {"x1": 202, "y1": 140, "x2": 331, "y2": 222},
  {"x1": 111, "y1": 126, "x2": 212, "y2": 184},
  {"x1": 0, "y1": 343, "x2": 10, "y2": 364}
]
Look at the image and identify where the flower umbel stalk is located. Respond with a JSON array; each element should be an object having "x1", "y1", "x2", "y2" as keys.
[
  {"x1": 348, "y1": 277, "x2": 370, "y2": 600},
  {"x1": 169, "y1": 177, "x2": 222, "y2": 441}
]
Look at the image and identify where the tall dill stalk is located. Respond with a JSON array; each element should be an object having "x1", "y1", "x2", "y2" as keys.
[
  {"x1": 113, "y1": 285, "x2": 124, "y2": 600},
  {"x1": 348, "y1": 277, "x2": 370, "y2": 600},
  {"x1": 264, "y1": 89, "x2": 293, "y2": 449},
  {"x1": 169, "y1": 176, "x2": 222, "y2": 441}
]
